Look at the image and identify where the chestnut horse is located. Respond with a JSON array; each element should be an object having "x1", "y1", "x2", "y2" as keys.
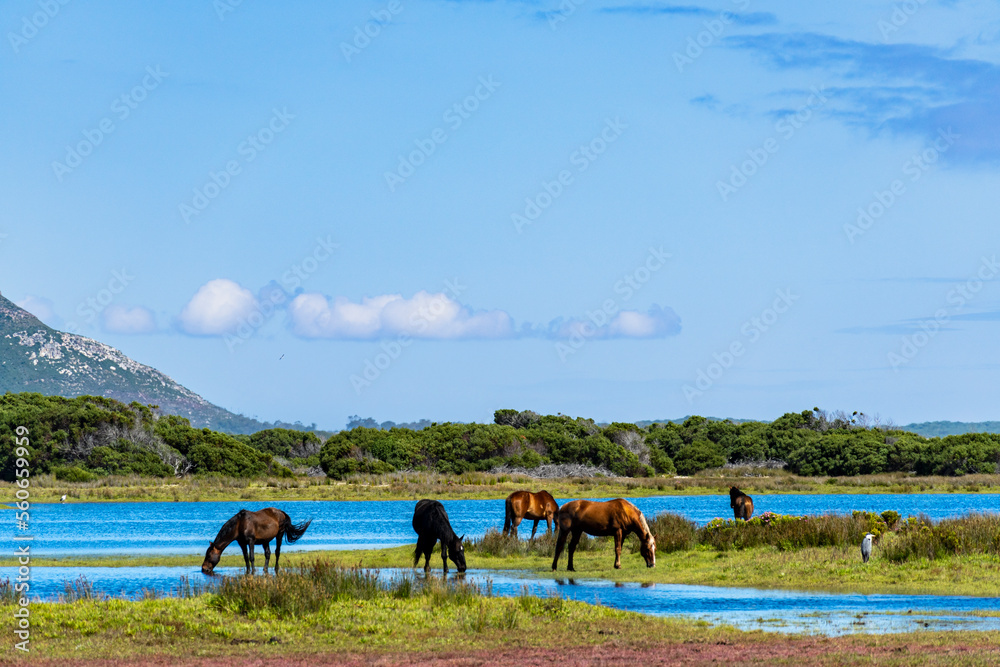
[
  {"x1": 551, "y1": 499, "x2": 656, "y2": 571},
  {"x1": 729, "y1": 486, "x2": 754, "y2": 520},
  {"x1": 503, "y1": 490, "x2": 559, "y2": 539},
  {"x1": 201, "y1": 507, "x2": 311, "y2": 575}
]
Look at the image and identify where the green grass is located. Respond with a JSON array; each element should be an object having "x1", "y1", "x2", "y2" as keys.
[
  {"x1": 7, "y1": 469, "x2": 1000, "y2": 504},
  {"x1": 22, "y1": 541, "x2": 998, "y2": 598},
  {"x1": 5, "y1": 585, "x2": 1000, "y2": 665}
]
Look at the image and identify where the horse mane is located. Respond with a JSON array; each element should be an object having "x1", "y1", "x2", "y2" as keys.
[
  {"x1": 637, "y1": 511, "x2": 652, "y2": 540},
  {"x1": 213, "y1": 513, "x2": 241, "y2": 546}
]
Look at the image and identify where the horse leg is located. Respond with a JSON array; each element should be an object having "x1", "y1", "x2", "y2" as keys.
[
  {"x1": 262, "y1": 541, "x2": 271, "y2": 574},
  {"x1": 440, "y1": 540, "x2": 449, "y2": 574},
  {"x1": 247, "y1": 538, "x2": 256, "y2": 575},
  {"x1": 613, "y1": 530, "x2": 623, "y2": 569},
  {"x1": 546, "y1": 514, "x2": 553, "y2": 535},
  {"x1": 530, "y1": 519, "x2": 540, "y2": 540},
  {"x1": 238, "y1": 540, "x2": 250, "y2": 575},
  {"x1": 510, "y1": 516, "x2": 522, "y2": 540},
  {"x1": 274, "y1": 533, "x2": 283, "y2": 573},
  {"x1": 567, "y1": 530, "x2": 583, "y2": 572},
  {"x1": 551, "y1": 528, "x2": 569, "y2": 571}
]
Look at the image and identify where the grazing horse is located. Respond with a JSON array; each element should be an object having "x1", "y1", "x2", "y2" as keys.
[
  {"x1": 412, "y1": 499, "x2": 466, "y2": 574},
  {"x1": 503, "y1": 490, "x2": 559, "y2": 539},
  {"x1": 551, "y1": 499, "x2": 656, "y2": 572},
  {"x1": 201, "y1": 507, "x2": 311, "y2": 575},
  {"x1": 729, "y1": 486, "x2": 754, "y2": 520}
]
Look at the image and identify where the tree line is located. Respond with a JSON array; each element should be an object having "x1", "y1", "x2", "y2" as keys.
[{"x1": 1, "y1": 394, "x2": 998, "y2": 481}]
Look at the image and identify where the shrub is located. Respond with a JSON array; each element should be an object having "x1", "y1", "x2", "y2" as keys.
[
  {"x1": 648, "y1": 512, "x2": 696, "y2": 553},
  {"x1": 674, "y1": 440, "x2": 726, "y2": 475},
  {"x1": 53, "y1": 465, "x2": 98, "y2": 483}
]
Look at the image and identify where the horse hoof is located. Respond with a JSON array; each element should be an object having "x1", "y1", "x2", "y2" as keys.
[{"x1": 614, "y1": 564, "x2": 621, "y2": 569}]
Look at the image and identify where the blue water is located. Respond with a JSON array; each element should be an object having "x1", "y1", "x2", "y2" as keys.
[
  {"x1": 1, "y1": 494, "x2": 996, "y2": 557},
  {"x1": 4, "y1": 565, "x2": 1000, "y2": 636}
]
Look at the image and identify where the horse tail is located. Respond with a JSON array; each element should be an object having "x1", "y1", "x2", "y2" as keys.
[
  {"x1": 503, "y1": 496, "x2": 513, "y2": 535},
  {"x1": 283, "y1": 516, "x2": 312, "y2": 544}
]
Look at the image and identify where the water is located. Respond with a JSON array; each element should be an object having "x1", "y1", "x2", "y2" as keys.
[
  {"x1": 1, "y1": 494, "x2": 996, "y2": 557},
  {"x1": 4, "y1": 565, "x2": 1000, "y2": 636}
]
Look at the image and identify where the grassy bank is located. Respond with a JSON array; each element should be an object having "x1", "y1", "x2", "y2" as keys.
[
  {"x1": 4, "y1": 563, "x2": 1000, "y2": 666},
  {"x1": 9, "y1": 541, "x2": 1000, "y2": 598},
  {"x1": 6, "y1": 470, "x2": 1000, "y2": 504}
]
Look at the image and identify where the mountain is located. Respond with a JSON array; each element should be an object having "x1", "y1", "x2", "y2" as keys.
[
  {"x1": 902, "y1": 421, "x2": 1000, "y2": 438},
  {"x1": 0, "y1": 292, "x2": 272, "y2": 433}
]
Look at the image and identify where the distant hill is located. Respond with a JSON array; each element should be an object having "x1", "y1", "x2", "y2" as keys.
[
  {"x1": 633, "y1": 416, "x2": 761, "y2": 428},
  {"x1": 0, "y1": 292, "x2": 293, "y2": 434},
  {"x1": 902, "y1": 421, "x2": 1000, "y2": 438}
]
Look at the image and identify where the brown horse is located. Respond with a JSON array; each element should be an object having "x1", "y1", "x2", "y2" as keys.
[
  {"x1": 201, "y1": 507, "x2": 311, "y2": 575},
  {"x1": 503, "y1": 490, "x2": 559, "y2": 539},
  {"x1": 729, "y1": 486, "x2": 754, "y2": 520},
  {"x1": 551, "y1": 499, "x2": 656, "y2": 571}
]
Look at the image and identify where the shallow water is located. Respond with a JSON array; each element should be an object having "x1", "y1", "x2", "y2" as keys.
[
  {"x1": 4, "y1": 565, "x2": 1000, "y2": 636},
  {"x1": 2, "y1": 494, "x2": 997, "y2": 556}
]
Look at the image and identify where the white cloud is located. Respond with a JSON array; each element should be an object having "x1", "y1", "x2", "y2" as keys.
[
  {"x1": 547, "y1": 305, "x2": 682, "y2": 339},
  {"x1": 289, "y1": 291, "x2": 514, "y2": 340},
  {"x1": 102, "y1": 305, "x2": 157, "y2": 334},
  {"x1": 178, "y1": 279, "x2": 259, "y2": 335}
]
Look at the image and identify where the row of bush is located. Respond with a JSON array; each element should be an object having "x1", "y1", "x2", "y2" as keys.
[
  {"x1": 469, "y1": 512, "x2": 1000, "y2": 564},
  {"x1": 0, "y1": 393, "x2": 310, "y2": 481},
  {"x1": 318, "y1": 408, "x2": 1000, "y2": 480},
  {"x1": 5, "y1": 394, "x2": 1000, "y2": 482}
]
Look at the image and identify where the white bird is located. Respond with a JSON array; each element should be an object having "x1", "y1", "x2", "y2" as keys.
[
  {"x1": 60, "y1": 495, "x2": 67, "y2": 503},
  {"x1": 861, "y1": 532, "x2": 874, "y2": 563}
]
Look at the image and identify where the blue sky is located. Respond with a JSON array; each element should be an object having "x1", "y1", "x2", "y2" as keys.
[{"x1": 2, "y1": 0, "x2": 1000, "y2": 429}]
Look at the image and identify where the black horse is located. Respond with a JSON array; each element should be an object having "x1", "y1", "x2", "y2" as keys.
[{"x1": 412, "y1": 499, "x2": 466, "y2": 573}]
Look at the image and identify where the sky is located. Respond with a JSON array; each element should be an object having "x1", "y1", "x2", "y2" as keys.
[{"x1": 2, "y1": 0, "x2": 1000, "y2": 430}]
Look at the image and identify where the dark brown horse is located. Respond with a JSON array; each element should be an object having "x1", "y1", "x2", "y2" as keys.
[
  {"x1": 729, "y1": 486, "x2": 754, "y2": 520},
  {"x1": 551, "y1": 499, "x2": 656, "y2": 571},
  {"x1": 412, "y1": 499, "x2": 466, "y2": 574},
  {"x1": 201, "y1": 508, "x2": 311, "y2": 575},
  {"x1": 503, "y1": 490, "x2": 559, "y2": 539}
]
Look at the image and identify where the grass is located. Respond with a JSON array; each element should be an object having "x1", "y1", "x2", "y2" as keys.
[
  {"x1": 5, "y1": 564, "x2": 1000, "y2": 665},
  {"x1": 6, "y1": 469, "x2": 1000, "y2": 504}
]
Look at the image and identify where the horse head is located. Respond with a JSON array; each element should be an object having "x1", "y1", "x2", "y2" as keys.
[
  {"x1": 637, "y1": 514, "x2": 656, "y2": 568},
  {"x1": 202, "y1": 541, "x2": 222, "y2": 575},
  {"x1": 449, "y1": 534, "x2": 467, "y2": 573}
]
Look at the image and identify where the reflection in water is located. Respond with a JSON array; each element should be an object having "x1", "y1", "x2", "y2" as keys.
[{"x1": 5, "y1": 565, "x2": 1000, "y2": 636}]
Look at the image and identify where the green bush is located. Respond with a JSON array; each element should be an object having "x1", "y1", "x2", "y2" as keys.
[
  {"x1": 674, "y1": 440, "x2": 726, "y2": 475},
  {"x1": 648, "y1": 512, "x2": 696, "y2": 553},
  {"x1": 189, "y1": 433, "x2": 290, "y2": 478},
  {"x1": 85, "y1": 439, "x2": 173, "y2": 477},
  {"x1": 52, "y1": 465, "x2": 98, "y2": 483}
]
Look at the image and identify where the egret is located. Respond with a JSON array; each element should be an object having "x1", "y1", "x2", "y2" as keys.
[
  {"x1": 60, "y1": 495, "x2": 67, "y2": 503},
  {"x1": 861, "y1": 532, "x2": 874, "y2": 563}
]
